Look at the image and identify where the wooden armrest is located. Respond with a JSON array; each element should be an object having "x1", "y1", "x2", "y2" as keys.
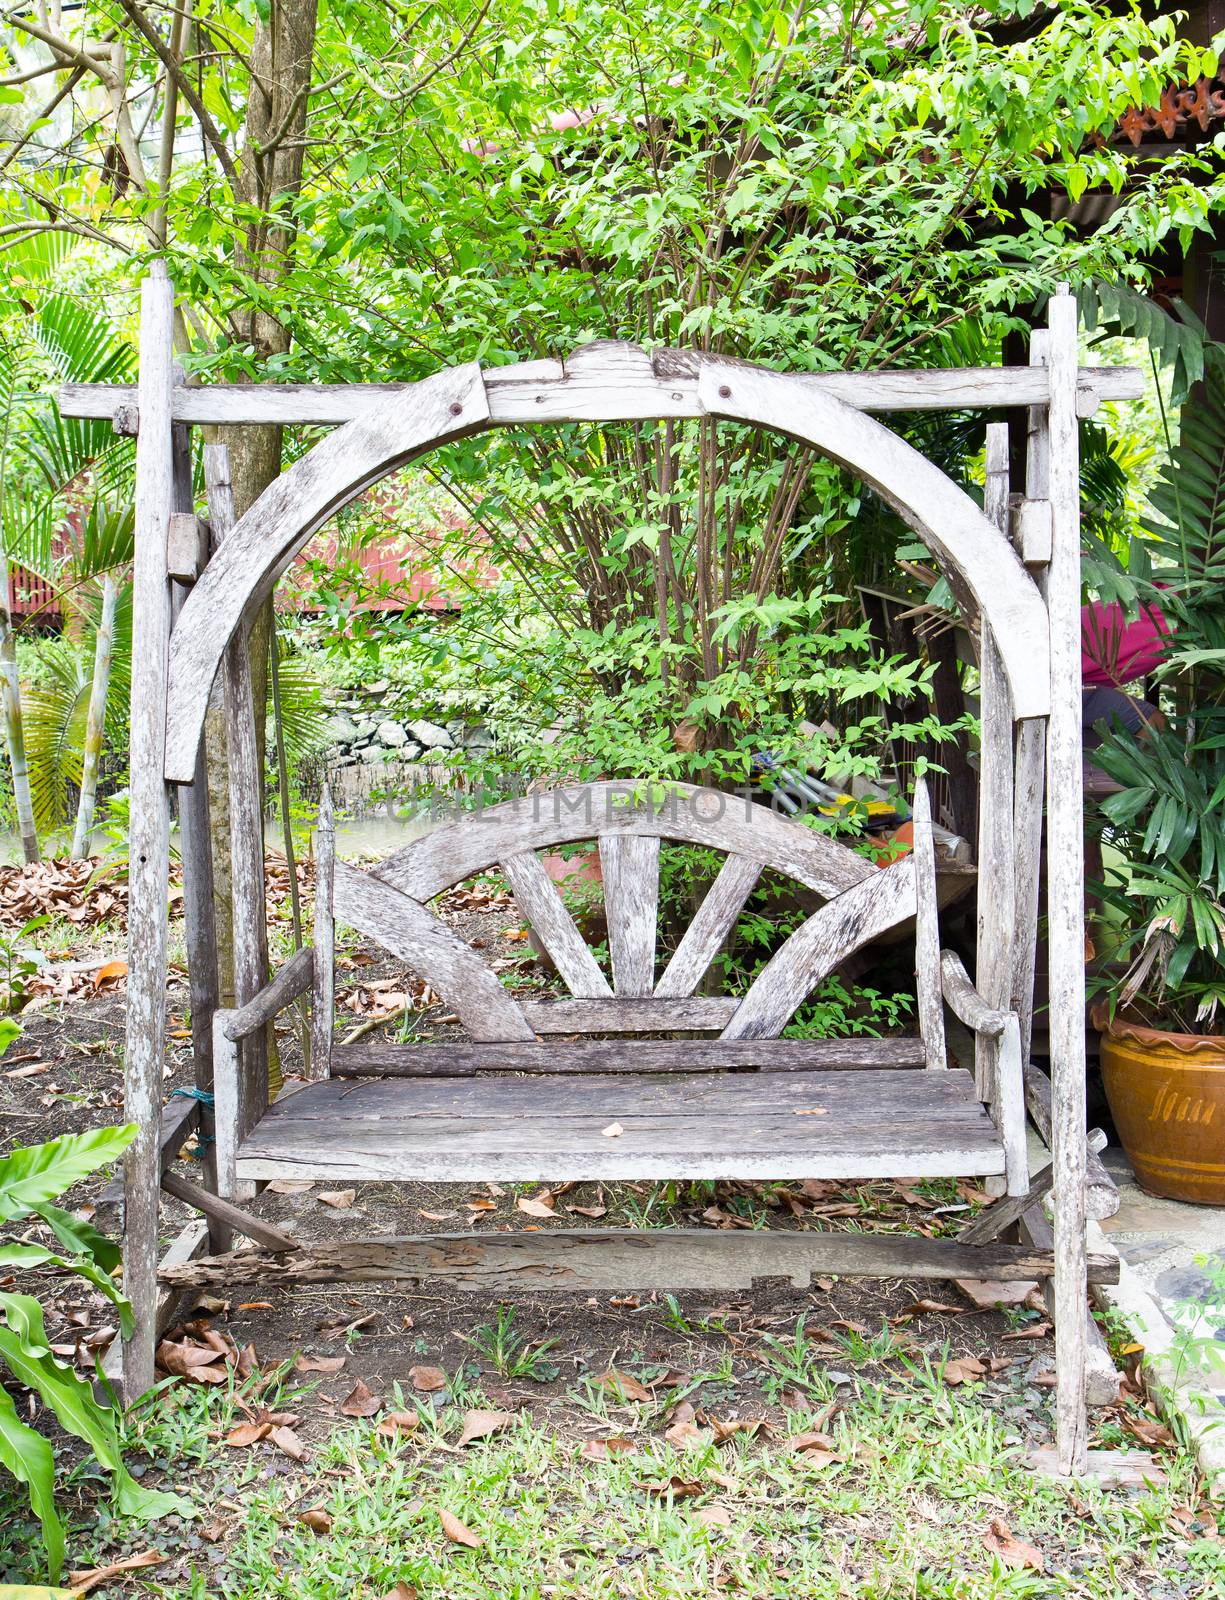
[
  {"x1": 939, "y1": 949, "x2": 1009, "y2": 1039},
  {"x1": 224, "y1": 947, "x2": 314, "y2": 1041}
]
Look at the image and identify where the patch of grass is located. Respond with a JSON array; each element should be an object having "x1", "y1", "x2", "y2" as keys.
[{"x1": 466, "y1": 1305, "x2": 560, "y2": 1382}]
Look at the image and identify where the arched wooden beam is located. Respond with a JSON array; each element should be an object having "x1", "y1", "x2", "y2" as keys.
[
  {"x1": 695, "y1": 363, "x2": 1050, "y2": 720},
  {"x1": 164, "y1": 344, "x2": 1051, "y2": 782},
  {"x1": 163, "y1": 363, "x2": 490, "y2": 783}
]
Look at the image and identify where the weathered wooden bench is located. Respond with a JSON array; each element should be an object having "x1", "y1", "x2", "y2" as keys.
[{"x1": 193, "y1": 775, "x2": 1070, "y2": 1285}]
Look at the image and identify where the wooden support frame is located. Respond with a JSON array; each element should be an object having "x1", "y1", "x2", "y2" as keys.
[{"x1": 100, "y1": 272, "x2": 1131, "y2": 1475}]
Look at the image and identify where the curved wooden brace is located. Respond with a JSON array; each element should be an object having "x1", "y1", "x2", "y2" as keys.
[
  {"x1": 374, "y1": 780, "x2": 875, "y2": 904},
  {"x1": 721, "y1": 856, "x2": 918, "y2": 1040},
  {"x1": 164, "y1": 344, "x2": 1051, "y2": 783},
  {"x1": 332, "y1": 860, "x2": 534, "y2": 1042},
  {"x1": 163, "y1": 363, "x2": 491, "y2": 783},
  {"x1": 696, "y1": 364, "x2": 1050, "y2": 720}
]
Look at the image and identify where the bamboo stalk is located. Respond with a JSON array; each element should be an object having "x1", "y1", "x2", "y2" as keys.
[{"x1": 71, "y1": 570, "x2": 118, "y2": 859}]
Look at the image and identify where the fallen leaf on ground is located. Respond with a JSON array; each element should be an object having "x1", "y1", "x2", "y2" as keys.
[
  {"x1": 516, "y1": 1195, "x2": 556, "y2": 1219},
  {"x1": 341, "y1": 1378, "x2": 384, "y2": 1417},
  {"x1": 318, "y1": 1189, "x2": 357, "y2": 1209},
  {"x1": 696, "y1": 1503, "x2": 732, "y2": 1527},
  {"x1": 601, "y1": 1121, "x2": 624, "y2": 1138},
  {"x1": 268, "y1": 1178, "x2": 314, "y2": 1194},
  {"x1": 295, "y1": 1352, "x2": 346, "y2": 1374},
  {"x1": 93, "y1": 958, "x2": 128, "y2": 988},
  {"x1": 381, "y1": 1585, "x2": 418, "y2": 1600},
  {"x1": 410, "y1": 1364, "x2": 447, "y2": 1393},
  {"x1": 299, "y1": 1508, "x2": 333, "y2": 1535},
  {"x1": 68, "y1": 1550, "x2": 162, "y2": 1593},
  {"x1": 567, "y1": 1201, "x2": 607, "y2": 1219},
  {"x1": 1001, "y1": 1322, "x2": 1052, "y2": 1341},
  {"x1": 640, "y1": 1475, "x2": 703, "y2": 1500},
  {"x1": 225, "y1": 1421, "x2": 271, "y2": 1447},
  {"x1": 271, "y1": 1424, "x2": 307, "y2": 1461},
  {"x1": 457, "y1": 1408, "x2": 514, "y2": 1446},
  {"x1": 941, "y1": 1355, "x2": 988, "y2": 1386},
  {"x1": 983, "y1": 1518, "x2": 1044, "y2": 1571},
  {"x1": 418, "y1": 1209, "x2": 456, "y2": 1222},
  {"x1": 156, "y1": 1338, "x2": 228, "y2": 1383},
  {"x1": 580, "y1": 1436, "x2": 637, "y2": 1462},
  {"x1": 892, "y1": 1298, "x2": 966, "y2": 1321},
  {"x1": 439, "y1": 1507, "x2": 483, "y2": 1548},
  {"x1": 377, "y1": 1411, "x2": 421, "y2": 1440},
  {"x1": 465, "y1": 1197, "x2": 497, "y2": 1213},
  {"x1": 595, "y1": 1367, "x2": 652, "y2": 1402},
  {"x1": 665, "y1": 1418, "x2": 708, "y2": 1449},
  {"x1": 1124, "y1": 1413, "x2": 1174, "y2": 1448}
]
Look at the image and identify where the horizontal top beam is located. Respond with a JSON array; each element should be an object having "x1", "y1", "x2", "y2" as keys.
[{"x1": 59, "y1": 358, "x2": 1141, "y2": 429}]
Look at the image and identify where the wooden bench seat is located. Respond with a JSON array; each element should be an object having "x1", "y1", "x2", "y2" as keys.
[{"x1": 235, "y1": 1066, "x2": 1005, "y2": 1185}]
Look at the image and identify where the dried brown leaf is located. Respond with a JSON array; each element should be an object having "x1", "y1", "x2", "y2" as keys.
[
  {"x1": 299, "y1": 1508, "x2": 333, "y2": 1536},
  {"x1": 270, "y1": 1425, "x2": 307, "y2": 1461},
  {"x1": 439, "y1": 1507, "x2": 483, "y2": 1548},
  {"x1": 579, "y1": 1435, "x2": 637, "y2": 1462},
  {"x1": 67, "y1": 1549, "x2": 162, "y2": 1593},
  {"x1": 515, "y1": 1196, "x2": 556, "y2": 1219},
  {"x1": 595, "y1": 1367, "x2": 652, "y2": 1403},
  {"x1": 377, "y1": 1411, "x2": 421, "y2": 1440},
  {"x1": 341, "y1": 1377, "x2": 384, "y2": 1417},
  {"x1": 224, "y1": 1421, "x2": 271, "y2": 1448},
  {"x1": 457, "y1": 1408, "x2": 514, "y2": 1446},
  {"x1": 409, "y1": 1364, "x2": 448, "y2": 1393},
  {"x1": 983, "y1": 1518, "x2": 1044, "y2": 1571},
  {"x1": 318, "y1": 1189, "x2": 357, "y2": 1209},
  {"x1": 295, "y1": 1352, "x2": 347, "y2": 1375}
]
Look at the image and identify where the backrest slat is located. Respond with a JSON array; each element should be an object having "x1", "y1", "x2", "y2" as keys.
[
  {"x1": 721, "y1": 856, "x2": 918, "y2": 1040},
  {"x1": 599, "y1": 833, "x2": 660, "y2": 996},
  {"x1": 333, "y1": 861, "x2": 535, "y2": 1041},
  {"x1": 910, "y1": 777, "x2": 947, "y2": 1069},
  {"x1": 523, "y1": 997, "x2": 737, "y2": 1033},
  {"x1": 655, "y1": 853, "x2": 762, "y2": 999},
  {"x1": 502, "y1": 850, "x2": 612, "y2": 999}
]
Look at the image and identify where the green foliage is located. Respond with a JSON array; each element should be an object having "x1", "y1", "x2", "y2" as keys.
[
  {"x1": 0, "y1": 1129, "x2": 192, "y2": 1581},
  {"x1": 1090, "y1": 346, "x2": 1225, "y2": 1032}
]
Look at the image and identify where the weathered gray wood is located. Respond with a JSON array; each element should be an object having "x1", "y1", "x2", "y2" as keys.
[
  {"x1": 723, "y1": 857, "x2": 917, "y2": 1040},
  {"x1": 122, "y1": 264, "x2": 177, "y2": 1400},
  {"x1": 1018, "y1": 1200, "x2": 1122, "y2": 1408},
  {"x1": 520, "y1": 996, "x2": 739, "y2": 1033},
  {"x1": 994, "y1": 1013, "x2": 1030, "y2": 1197},
  {"x1": 600, "y1": 833, "x2": 659, "y2": 996},
  {"x1": 1045, "y1": 289, "x2": 1091, "y2": 1476},
  {"x1": 1011, "y1": 497, "x2": 1053, "y2": 565},
  {"x1": 212, "y1": 1010, "x2": 240, "y2": 1218},
  {"x1": 1026, "y1": 1449, "x2": 1162, "y2": 1486},
  {"x1": 960, "y1": 1130, "x2": 1106, "y2": 1247},
  {"x1": 330, "y1": 1035, "x2": 929, "y2": 1077},
  {"x1": 157, "y1": 1228, "x2": 1120, "y2": 1292},
  {"x1": 163, "y1": 365, "x2": 491, "y2": 783},
  {"x1": 910, "y1": 777, "x2": 946, "y2": 1070},
  {"x1": 96, "y1": 1093, "x2": 201, "y2": 1234},
  {"x1": 160, "y1": 1168, "x2": 300, "y2": 1253},
  {"x1": 655, "y1": 853, "x2": 762, "y2": 998},
  {"x1": 1011, "y1": 717, "x2": 1046, "y2": 1061},
  {"x1": 234, "y1": 1064, "x2": 1005, "y2": 1184},
  {"x1": 940, "y1": 950, "x2": 1007, "y2": 1038},
  {"x1": 206, "y1": 444, "x2": 269, "y2": 1148},
  {"x1": 1023, "y1": 1065, "x2": 1119, "y2": 1222},
  {"x1": 332, "y1": 860, "x2": 534, "y2": 1041},
  {"x1": 501, "y1": 849, "x2": 612, "y2": 998},
  {"x1": 377, "y1": 783, "x2": 874, "y2": 905},
  {"x1": 59, "y1": 361, "x2": 1142, "y2": 428},
  {"x1": 312, "y1": 786, "x2": 335, "y2": 1078},
  {"x1": 166, "y1": 510, "x2": 207, "y2": 580},
  {"x1": 698, "y1": 363, "x2": 1051, "y2": 722},
  {"x1": 223, "y1": 947, "x2": 314, "y2": 1040},
  {"x1": 977, "y1": 425, "x2": 1016, "y2": 1100}
]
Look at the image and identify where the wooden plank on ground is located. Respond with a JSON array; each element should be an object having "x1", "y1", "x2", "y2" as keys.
[{"x1": 158, "y1": 1227, "x2": 1120, "y2": 1292}]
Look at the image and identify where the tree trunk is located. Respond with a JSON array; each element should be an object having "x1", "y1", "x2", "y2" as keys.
[
  {"x1": 0, "y1": 556, "x2": 39, "y2": 863},
  {"x1": 71, "y1": 571, "x2": 119, "y2": 859}
]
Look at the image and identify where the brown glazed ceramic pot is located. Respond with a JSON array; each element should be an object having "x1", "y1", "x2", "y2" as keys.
[{"x1": 1097, "y1": 1010, "x2": 1225, "y2": 1205}]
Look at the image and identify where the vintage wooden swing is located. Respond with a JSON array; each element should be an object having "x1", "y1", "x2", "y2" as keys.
[{"x1": 62, "y1": 273, "x2": 1143, "y2": 1477}]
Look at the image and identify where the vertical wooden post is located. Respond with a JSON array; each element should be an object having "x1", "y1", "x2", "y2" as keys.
[
  {"x1": 312, "y1": 784, "x2": 335, "y2": 1078},
  {"x1": 910, "y1": 776, "x2": 946, "y2": 1071},
  {"x1": 170, "y1": 415, "x2": 223, "y2": 1245},
  {"x1": 122, "y1": 265, "x2": 176, "y2": 1399},
  {"x1": 1045, "y1": 287, "x2": 1089, "y2": 1476},
  {"x1": 203, "y1": 446, "x2": 269, "y2": 1177},
  {"x1": 1012, "y1": 332, "x2": 1051, "y2": 1062}
]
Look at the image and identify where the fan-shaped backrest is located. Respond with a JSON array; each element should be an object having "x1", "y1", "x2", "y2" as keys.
[{"x1": 321, "y1": 780, "x2": 945, "y2": 1056}]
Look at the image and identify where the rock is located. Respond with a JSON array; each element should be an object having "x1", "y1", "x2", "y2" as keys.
[
  {"x1": 363, "y1": 679, "x2": 390, "y2": 697},
  {"x1": 377, "y1": 720, "x2": 409, "y2": 747},
  {"x1": 400, "y1": 742, "x2": 423, "y2": 762},
  {"x1": 446, "y1": 718, "x2": 467, "y2": 741},
  {"x1": 355, "y1": 719, "x2": 378, "y2": 740},
  {"x1": 360, "y1": 745, "x2": 386, "y2": 765},
  {"x1": 407, "y1": 720, "x2": 452, "y2": 749},
  {"x1": 325, "y1": 713, "x2": 358, "y2": 746},
  {"x1": 464, "y1": 725, "x2": 494, "y2": 749}
]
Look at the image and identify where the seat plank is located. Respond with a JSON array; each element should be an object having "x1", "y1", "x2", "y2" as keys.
[
  {"x1": 331, "y1": 1035, "x2": 929, "y2": 1077},
  {"x1": 501, "y1": 849, "x2": 611, "y2": 998},
  {"x1": 237, "y1": 1067, "x2": 1003, "y2": 1184},
  {"x1": 655, "y1": 853, "x2": 762, "y2": 998},
  {"x1": 600, "y1": 833, "x2": 660, "y2": 996}
]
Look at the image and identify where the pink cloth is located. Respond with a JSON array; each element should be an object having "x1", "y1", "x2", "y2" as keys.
[{"x1": 1081, "y1": 598, "x2": 1172, "y2": 688}]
